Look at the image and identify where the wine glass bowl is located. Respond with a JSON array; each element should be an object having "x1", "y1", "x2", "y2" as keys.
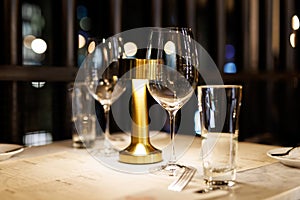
[
  {"x1": 146, "y1": 27, "x2": 198, "y2": 176},
  {"x1": 84, "y1": 36, "x2": 126, "y2": 155},
  {"x1": 148, "y1": 65, "x2": 194, "y2": 112}
]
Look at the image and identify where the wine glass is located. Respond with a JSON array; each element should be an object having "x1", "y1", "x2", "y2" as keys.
[
  {"x1": 146, "y1": 27, "x2": 198, "y2": 176},
  {"x1": 84, "y1": 36, "x2": 126, "y2": 155}
]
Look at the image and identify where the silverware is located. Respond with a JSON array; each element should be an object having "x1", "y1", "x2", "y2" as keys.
[
  {"x1": 270, "y1": 146, "x2": 297, "y2": 156},
  {"x1": 168, "y1": 166, "x2": 196, "y2": 192}
]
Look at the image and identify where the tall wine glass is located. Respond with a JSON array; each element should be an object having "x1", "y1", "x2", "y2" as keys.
[
  {"x1": 146, "y1": 27, "x2": 198, "y2": 176},
  {"x1": 84, "y1": 36, "x2": 126, "y2": 155}
]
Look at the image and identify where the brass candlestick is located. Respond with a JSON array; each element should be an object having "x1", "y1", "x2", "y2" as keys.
[{"x1": 119, "y1": 59, "x2": 162, "y2": 164}]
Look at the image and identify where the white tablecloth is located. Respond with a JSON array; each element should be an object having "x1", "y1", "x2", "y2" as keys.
[{"x1": 0, "y1": 135, "x2": 299, "y2": 200}]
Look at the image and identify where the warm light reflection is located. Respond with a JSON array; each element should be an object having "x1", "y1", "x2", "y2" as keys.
[
  {"x1": 23, "y1": 35, "x2": 36, "y2": 49},
  {"x1": 292, "y1": 15, "x2": 300, "y2": 30},
  {"x1": 31, "y1": 38, "x2": 47, "y2": 54},
  {"x1": 103, "y1": 47, "x2": 108, "y2": 61},
  {"x1": 133, "y1": 143, "x2": 148, "y2": 155},
  {"x1": 290, "y1": 33, "x2": 296, "y2": 48},
  {"x1": 78, "y1": 34, "x2": 86, "y2": 49},
  {"x1": 124, "y1": 42, "x2": 138, "y2": 57},
  {"x1": 88, "y1": 40, "x2": 96, "y2": 54}
]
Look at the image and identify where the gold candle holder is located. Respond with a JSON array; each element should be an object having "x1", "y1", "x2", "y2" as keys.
[{"x1": 119, "y1": 59, "x2": 162, "y2": 164}]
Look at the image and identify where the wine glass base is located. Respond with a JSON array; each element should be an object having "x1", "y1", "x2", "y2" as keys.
[
  {"x1": 100, "y1": 147, "x2": 119, "y2": 156},
  {"x1": 90, "y1": 146, "x2": 119, "y2": 157},
  {"x1": 149, "y1": 163, "x2": 186, "y2": 176},
  {"x1": 89, "y1": 137, "x2": 120, "y2": 157},
  {"x1": 108, "y1": 135, "x2": 125, "y2": 142}
]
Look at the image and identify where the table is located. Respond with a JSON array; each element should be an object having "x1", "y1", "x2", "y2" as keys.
[{"x1": 1, "y1": 135, "x2": 300, "y2": 200}]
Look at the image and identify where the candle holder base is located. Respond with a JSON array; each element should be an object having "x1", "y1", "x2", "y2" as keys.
[{"x1": 119, "y1": 144, "x2": 162, "y2": 164}]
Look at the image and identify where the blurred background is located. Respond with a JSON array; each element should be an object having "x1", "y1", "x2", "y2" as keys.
[{"x1": 0, "y1": 0, "x2": 299, "y2": 147}]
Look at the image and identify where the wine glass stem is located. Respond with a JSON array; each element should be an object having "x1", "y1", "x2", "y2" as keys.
[
  {"x1": 168, "y1": 109, "x2": 178, "y2": 164},
  {"x1": 103, "y1": 104, "x2": 111, "y2": 146}
]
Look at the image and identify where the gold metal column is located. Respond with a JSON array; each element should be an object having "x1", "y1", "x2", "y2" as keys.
[{"x1": 119, "y1": 59, "x2": 162, "y2": 164}]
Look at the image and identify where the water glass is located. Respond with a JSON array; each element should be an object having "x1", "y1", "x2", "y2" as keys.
[
  {"x1": 198, "y1": 85, "x2": 242, "y2": 187},
  {"x1": 72, "y1": 82, "x2": 96, "y2": 148}
]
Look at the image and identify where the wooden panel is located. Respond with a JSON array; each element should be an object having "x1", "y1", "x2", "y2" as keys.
[
  {"x1": 62, "y1": 0, "x2": 77, "y2": 67},
  {"x1": 110, "y1": 0, "x2": 122, "y2": 34},
  {"x1": 3, "y1": 0, "x2": 22, "y2": 143},
  {"x1": 0, "y1": 66, "x2": 78, "y2": 81},
  {"x1": 280, "y1": 0, "x2": 295, "y2": 71},
  {"x1": 241, "y1": 0, "x2": 250, "y2": 70},
  {"x1": 259, "y1": 0, "x2": 273, "y2": 70},
  {"x1": 186, "y1": 0, "x2": 196, "y2": 32},
  {"x1": 151, "y1": 0, "x2": 162, "y2": 27},
  {"x1": 3, "y1": 0, "x2": 22, "y2": 65},
  {"x1": 215, "y1": 0, "x2": 226, "y2": 70},
  {"x1": 249, "y1": 0, "x2": 259, "y2": 71}
]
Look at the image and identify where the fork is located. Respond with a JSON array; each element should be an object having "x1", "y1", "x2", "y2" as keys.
[{"x1": 168, "y1": 166, "x2": 196, "y2": 192}]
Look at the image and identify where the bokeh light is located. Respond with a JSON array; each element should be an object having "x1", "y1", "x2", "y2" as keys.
[
  {"x1": 292, "y1": 15, "x2": 300, "y2": 31},
  {"x1": 79, "y1": 17, "x2": 91, "y2": 31},
  {"x1": 224, "y1": 62, "x2": 237, "y2": 73},
  {"x1": 31, "y1": 38, "x2": 47, "y2": 54},
  {"x1": 78, "y1": 34, "x2": 86, "y2": 49},
  {"x1": 225, "y1": 44, "x2": 235, "y2": 59},
  {"x1": 290, "y1": 33, "x2": 296, "y2": 48},
  {"x1": 124, "y1": 42, "x2": 138, "y2": 57},
  {"x1": 88, "y1": 40, "x2": 96, "y2": 54},
  {"x1": 164, "y1": 41, "x2": 175, "y2": 55},
  {"x1": 22, "y1": 3, "x2": 46, "y2": 64},
  {"x1": 77, "y1": 5, "x2": 88, "y2": 20},
  {"x1": 23, "y1": 35, "x2": 36, "y2": 49}
]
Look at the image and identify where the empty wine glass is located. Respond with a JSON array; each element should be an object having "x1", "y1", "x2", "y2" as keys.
[
  {"x1": 146, "y1": 27, "x2": 198, "y2": 176},
  {"x1": 84, "y1": 36, "x2": 126, "y2": 156}
]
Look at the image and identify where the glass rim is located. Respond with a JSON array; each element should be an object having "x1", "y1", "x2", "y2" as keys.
[
  {"x1": 149, "y1": 27, "x2": 193, "y2": 33},
  {"x1": 165, "y1": 27, "x2": 192, "y2": 31},
  {"x1": 198, "y1": 85, "x2": 242, "y2": 89}
]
